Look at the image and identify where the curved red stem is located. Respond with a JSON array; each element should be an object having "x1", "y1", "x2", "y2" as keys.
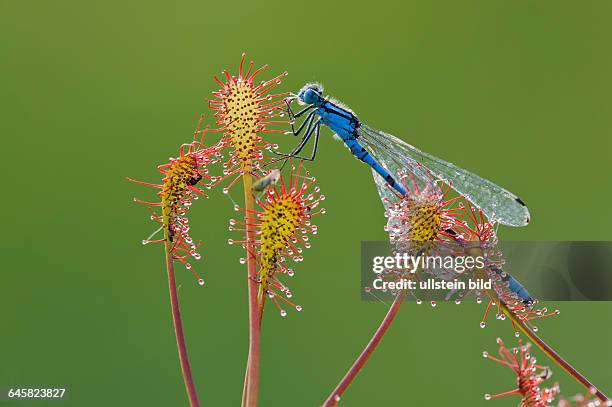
[
  {"x1": 165, "y1": 245, "x2": 201, "y2": 407},
  {"x1": 502, "y1": 303, "x2": 609, "y2": 404},
  {"x1": 322, "y1": 291, "x2": 405, "y2": 406}
]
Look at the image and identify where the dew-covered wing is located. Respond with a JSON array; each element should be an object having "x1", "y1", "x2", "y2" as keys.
[{"x1": 357, "y1": 124, "x2": 530, "y2": 227}]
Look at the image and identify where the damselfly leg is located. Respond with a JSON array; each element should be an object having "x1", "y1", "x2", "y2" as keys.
[
  {"x1": 273, "y1": 120, "x2": 321, "y2": 162},
  {"x1": 272, "y1": 99, "x2": 321, "y2": 163},
  {"x1": 285, "y1": 98, "x2": 315, "y2": 122}
]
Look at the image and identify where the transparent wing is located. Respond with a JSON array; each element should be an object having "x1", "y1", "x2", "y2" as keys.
[{"x1": 358, "y1": 124, "x2": 530, "y2": 227}]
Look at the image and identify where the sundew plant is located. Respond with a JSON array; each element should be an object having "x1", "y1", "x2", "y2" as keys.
[{"x1": 129, "y1": 55, "x2": 611, "y2": 407}]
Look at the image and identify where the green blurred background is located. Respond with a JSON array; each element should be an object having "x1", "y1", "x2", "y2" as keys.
[{"x1": 2, "y1": 1, "x2": 611, "y2": 405}]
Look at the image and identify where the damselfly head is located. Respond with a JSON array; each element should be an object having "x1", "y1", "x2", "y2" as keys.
[{"x1": 298, "y1": 82, "x2": 324, "y2": 105}]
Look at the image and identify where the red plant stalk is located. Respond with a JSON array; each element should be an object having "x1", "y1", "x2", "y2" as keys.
[
  {"x1": 165, "y1": 243, "x2": 201, "y2": 407},
  {"x1": 322, "y1": 168, "x2": 456, "y2": 405},
  {"x1": 243, "y1": 173, "x2": 261, "y2": 407},
  {"x1": 501, "y1": 303, "x2": 610, "y2": 404},
  {"x1": 322, "y1": 290, "x2": 406, "y2": 407}
]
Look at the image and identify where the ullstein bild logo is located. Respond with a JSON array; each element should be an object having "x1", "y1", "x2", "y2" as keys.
[{"x1": 371, "y1": 277, "x2": 492, "y2": 291}]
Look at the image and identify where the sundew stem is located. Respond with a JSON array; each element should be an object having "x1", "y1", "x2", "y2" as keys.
[
  {"x1": 165, "y1": 242, "x2": 201, "y2": 407},
  {"x1": 322, "y1": 290, "x2": 407, "y2": 407},
  {"x1": 242, "y1": 172, "x2": 261, "y2": 407},
  {"x1": 241, "y1": 355, "x2": 250, "y2": 407},
  {"x1": 501, "y1": 303, "x2": 610, "y2": 404}
]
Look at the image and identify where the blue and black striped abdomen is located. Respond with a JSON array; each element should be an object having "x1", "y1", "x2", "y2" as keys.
[{"x1": 491, "y1": 266, "x2": 534, "y2": 305}]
